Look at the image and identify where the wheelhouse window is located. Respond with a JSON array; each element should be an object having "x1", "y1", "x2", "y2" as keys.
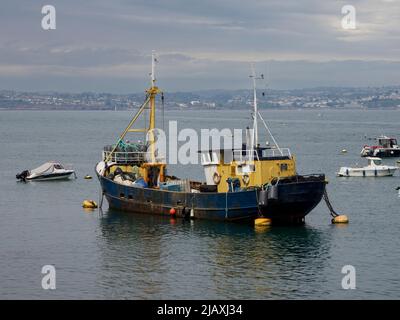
[{"x1": 280, "y1": 163, "x2": 288, "y2": 171}]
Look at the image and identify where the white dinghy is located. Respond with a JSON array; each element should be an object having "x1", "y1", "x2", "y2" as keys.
[
  {"x1": 337, "y1": 157, "x2": 398, "y2": 177},
  {"x1": 16, "y1": 162, "x2": 76, "y2": 181}
]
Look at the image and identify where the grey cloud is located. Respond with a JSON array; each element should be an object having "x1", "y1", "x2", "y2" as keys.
[{"x1": 0, "y1": 0, "x2": 399, "y2": 92}]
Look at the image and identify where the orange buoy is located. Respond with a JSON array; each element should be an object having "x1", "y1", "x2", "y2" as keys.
[{"x1": 169, "y1": 208, "x2": 176, "y2": 216}]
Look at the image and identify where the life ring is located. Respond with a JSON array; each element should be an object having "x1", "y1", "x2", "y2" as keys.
[
  {"x1": 242, "y1": 173, "x2": 250, "y2": 185},
  {"x1": 213, "y1": 172, "x2": 221, "y2": 185}
]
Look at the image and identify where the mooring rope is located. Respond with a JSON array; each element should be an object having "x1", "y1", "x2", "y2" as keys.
[
  {"x1": 99, "y1": 190, "x2": 104, "y2": 209},
  {"x1": 225, "y1": 192, "x2": 228, "y2": 219},
  {"x1": 323, "y1": 188, "x2": 339, "y2": 218},
  {"x1": 255, "y1": 188, "x2": 263, "y2": 217}
]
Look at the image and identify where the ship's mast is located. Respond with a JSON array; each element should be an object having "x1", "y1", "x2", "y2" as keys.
[
  {"x1": 249, "y1": 63, "x2": 283, "y2": 156},
  {"x1": 103, "y1": 51, "x2": 161, "y2": 164},
  {"x1": 147, "y1": 50, "x2": 160, "y2": 163},
  {"x1": 151, "y1": 50, "x2": 156, "y2": 88},
  {"x1": 250, "y1": 64, "x2": 259, "y2": 149},
  {"x1": 249, "y1": 63, "x2": 261, "y2": 161}
]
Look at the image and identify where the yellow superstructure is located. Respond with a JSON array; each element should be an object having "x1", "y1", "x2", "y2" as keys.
[{"x1": 213, "y1": 152, "x2": 297, "y2": 193}]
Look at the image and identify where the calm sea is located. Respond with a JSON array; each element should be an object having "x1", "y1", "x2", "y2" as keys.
[{"x1": 0, "y1": 109, "x2": 399, "y2": 299}]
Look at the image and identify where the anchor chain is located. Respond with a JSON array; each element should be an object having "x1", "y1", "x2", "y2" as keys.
[
  {"x1": 99, "y1": 189, "x2": 105, "y2": 209},
  {"x1": 323, "y1": 188, "x2": 339, "y2": 218}
]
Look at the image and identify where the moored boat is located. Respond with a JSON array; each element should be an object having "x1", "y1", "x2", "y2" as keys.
[
  {"x1": 95, "y1": 54, "x2": 326, "y2": 224},
  {"x1": 16, "y1": 162, "x2": 75, "y2": 182},
  {"x1": 361, "y1": 136, "x2": 400, "y2": 157},
  {"x1": 337, "y1": 157, "x2": 398, "y2": 177}
]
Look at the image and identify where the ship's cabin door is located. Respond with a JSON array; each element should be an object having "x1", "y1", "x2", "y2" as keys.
[{"x1": 142, "y1": 163, "x2": 165, "y2": 188}]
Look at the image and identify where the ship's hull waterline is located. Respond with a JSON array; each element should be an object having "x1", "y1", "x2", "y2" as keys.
[{"x1": 97, "y1": 172, "x2": 326, "y2": 224}]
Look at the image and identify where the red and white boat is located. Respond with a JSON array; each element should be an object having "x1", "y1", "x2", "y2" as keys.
[{"x1": 360, "y1": 136, "x2": 400, "y2": 158}]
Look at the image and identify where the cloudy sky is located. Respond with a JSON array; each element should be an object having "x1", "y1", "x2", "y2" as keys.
[{"x1": 1, "y1": 0, "x2": 400, "y2": 92}]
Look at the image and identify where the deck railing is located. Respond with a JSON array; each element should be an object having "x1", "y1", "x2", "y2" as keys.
[
  {"x1": 233, "y1": 148, "x2": 292, "y2": 162},
  {"x1": 102, "y1": 151, "x2": 148, "y2": 164},
  {"x1": 103, "y1": 151, "x2": 165, "y2": 164},
  {"x1": 263, "y1": 148, "x2": 292, "y2": 158},
  {"x1": 233, "y1": 150, "x2": 260, "y2": 162}
]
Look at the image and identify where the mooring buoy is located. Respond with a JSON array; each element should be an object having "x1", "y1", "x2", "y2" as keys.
[
  {"x1": 332, "y1": 215, "x2": 349, "y2": 224},
  {"x1": 82, "y1": 199, "x2": 98, "y2": 209},
  {"x1": 254, "y1": 217, "x2": 272, "y2": 226}
]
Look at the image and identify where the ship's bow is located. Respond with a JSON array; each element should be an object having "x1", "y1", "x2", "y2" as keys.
[{"x1": 258, "y1": 174, "x2": 326, "y2": 223}]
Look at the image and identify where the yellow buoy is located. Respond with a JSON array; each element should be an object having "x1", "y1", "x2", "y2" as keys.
[
  {"x1": 255, "y1": 217, "x2": 272, "y2": 226},
  {"x1": 254, "y1": 225, "x2": 270, "y2": 233},
  {"x1": 332, "y1": 215, "x2": 349, "y2": 224},
  {"x1": 82, "y1": 199, "x2": 98, "y2": 209},
  {"x1": 84, "y1": 175, "x2": 92, "y2": 180}
]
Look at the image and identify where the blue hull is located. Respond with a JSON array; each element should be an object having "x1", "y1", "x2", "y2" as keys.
[
  {"x1": 98, "y1": 174, "x2": 326, "y2": 223},
  {"x1": 98, "y1": 175, "x2": 259, "y2": 221}
]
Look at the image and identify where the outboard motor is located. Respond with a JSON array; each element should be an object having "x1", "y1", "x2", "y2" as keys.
[{"x1": 16, "y1": 170, "x2": 29, "y2": 182}]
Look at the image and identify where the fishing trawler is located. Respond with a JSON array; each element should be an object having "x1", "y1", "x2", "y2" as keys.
[{"x1": 95, "y1": 53, "x2": 326, "y2": 224}]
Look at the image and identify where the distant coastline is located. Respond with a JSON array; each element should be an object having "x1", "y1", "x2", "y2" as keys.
[{"x1": 1, "y1": 86, "x2": 400, "y2": 110}]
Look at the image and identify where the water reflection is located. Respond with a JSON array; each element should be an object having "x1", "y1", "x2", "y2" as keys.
[
  {"x1": 96, "y1": 209, "x2": 333, "y2": 299},
  {"x1": 96, "y1": 211, "x2": 168, "y2": 298}
]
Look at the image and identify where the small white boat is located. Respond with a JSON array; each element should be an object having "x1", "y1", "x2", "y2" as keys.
[
  {"x1": 16, "y1": 162, "x2": 75, "y2": 181},
  {"x1": 337, "y1": 157, "x2": 398, "y2": 177}
]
